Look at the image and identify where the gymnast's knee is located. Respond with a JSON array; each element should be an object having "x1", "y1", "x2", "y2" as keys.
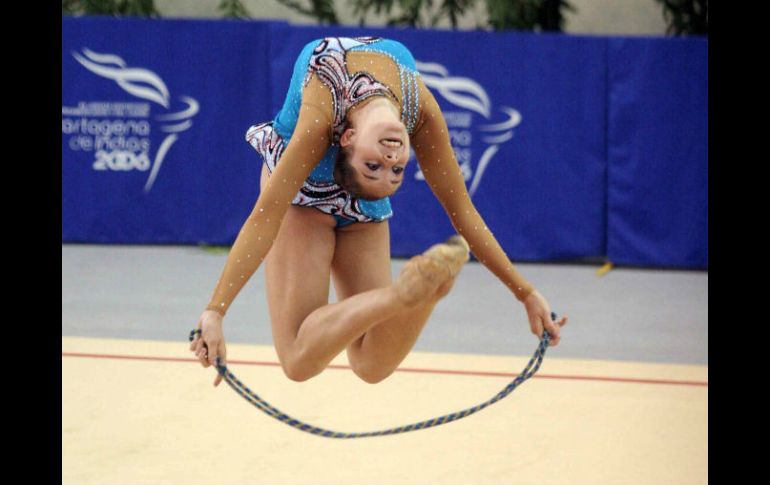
[
  {"x1": 279, "y1": 350, "x2": 322, "y2": 383},
  {"x1": 350, "y1": 360, "x2": 395, "y2": 384},
  {"x1": 281, "y1": 363, "x2": 317, "y2": 383}
]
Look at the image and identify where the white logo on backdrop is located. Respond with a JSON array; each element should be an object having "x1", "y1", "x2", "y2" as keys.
[
  {"x1": 61, "y1": 48, "x2": 199, "y2": 193},
  {"x1": 414, "y1": 61, "x2": 522, "y2": 197}
]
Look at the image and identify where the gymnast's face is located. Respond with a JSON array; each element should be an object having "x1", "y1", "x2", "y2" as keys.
[{"x1": 339, "y1": 118, "x2": 411, "y2": 200}]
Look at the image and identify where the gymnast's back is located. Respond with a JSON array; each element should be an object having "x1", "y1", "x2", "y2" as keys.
[{"x1": 273, "y1": 37, "x2": 420, "y2": 140}]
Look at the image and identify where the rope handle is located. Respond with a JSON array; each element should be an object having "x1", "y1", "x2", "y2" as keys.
[{"x1": 188, "y1": 312, "x2": 557, "y2": 438}]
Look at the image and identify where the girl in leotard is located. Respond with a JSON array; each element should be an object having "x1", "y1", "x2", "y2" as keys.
[{"x1": 190, "y1": 37, "x2": 568, "y2": 385}]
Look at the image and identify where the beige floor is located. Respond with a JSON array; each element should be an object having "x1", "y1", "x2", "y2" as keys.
[{"x1": 62, "y1": 337, "x2": 707, "y2": 485}]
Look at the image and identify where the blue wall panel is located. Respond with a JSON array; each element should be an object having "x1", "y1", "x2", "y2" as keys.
[{"x1": 607, "y1": 37, "x2": 708, "y2": 268}]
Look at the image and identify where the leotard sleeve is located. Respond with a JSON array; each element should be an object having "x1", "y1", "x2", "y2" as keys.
[
  {"x1": 410, "y1": 79, "x2": 535, "y2": 302},
  {"x1": 204, "y1": 75, "x2": 335, "y2": 316}
]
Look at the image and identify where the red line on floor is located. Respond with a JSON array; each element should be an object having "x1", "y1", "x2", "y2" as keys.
[{"x1": 61, "y1": 351, "x2": 708, "y2": 387}]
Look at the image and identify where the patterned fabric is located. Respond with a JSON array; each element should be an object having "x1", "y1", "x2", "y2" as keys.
[
  {"x1": 304, "y1": 37, "x2": 397, "y2": 145},
  {"x1": 245, "y1": 121, "x2": 285, "y2": 169}
]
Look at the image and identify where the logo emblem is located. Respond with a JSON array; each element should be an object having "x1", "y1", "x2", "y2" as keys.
[
  {"x1": 414, "y1": 61, "x2": 522, "y2": 197},
  {"x1": 62, "y1": 48, "x2": 199, "y2": 192}
]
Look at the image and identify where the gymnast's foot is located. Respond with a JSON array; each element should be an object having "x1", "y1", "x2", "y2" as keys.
[{"x1": 394, "y1": 235, "x2": 470, "y2": 307}]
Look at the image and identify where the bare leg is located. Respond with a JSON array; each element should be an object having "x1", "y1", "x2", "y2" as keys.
[
  {"x1": 332, "y1": 223, "x2": 467, "y2": 383},
  {"x1": 265, "y1": 206, "x2": 437, "y2": 382}
]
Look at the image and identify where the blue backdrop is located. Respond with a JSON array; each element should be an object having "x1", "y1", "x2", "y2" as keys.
[
  {"x1": 62, "y1": 17, "x2": 707, "y2": 269},
  {"x1": 62, "y1": 17, "x2": 273, "y2": 244},
  {"x1": 606, "y1": 37, "x2": 708, "y2": 268}
]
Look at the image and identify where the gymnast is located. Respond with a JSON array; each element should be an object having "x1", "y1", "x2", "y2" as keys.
[{"x1": 189, "y1": 36, "x2": 568, "y2": 386}]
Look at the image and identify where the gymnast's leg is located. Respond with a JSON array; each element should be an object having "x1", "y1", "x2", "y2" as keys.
[
  {"x1": 264, "y1": 206, "x2": 466, "y2": 382},
  {"x1": 331, "y1": 221, "x2": 466, "y2": 383}
]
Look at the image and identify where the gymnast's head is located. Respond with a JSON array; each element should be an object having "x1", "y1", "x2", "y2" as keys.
[{"x1": 334, "y1": 97, "x2": 411, "y2": 201}]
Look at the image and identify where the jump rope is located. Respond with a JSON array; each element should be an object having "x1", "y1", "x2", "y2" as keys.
[{"x1": 189, "y1": 311, "x2": 557, "y2": 439}]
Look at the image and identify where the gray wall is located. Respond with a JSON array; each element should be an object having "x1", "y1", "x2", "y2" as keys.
[{"x1": 154, "y1": 0, "x2": 668, "y2": 35}]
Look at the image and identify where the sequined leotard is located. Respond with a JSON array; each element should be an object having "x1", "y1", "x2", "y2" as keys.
[
  {"x1": 246, "y1": 37, "x2": 416, "y2": 223},
  {"x1": 206, "y1": 37, "x2": 534, "y2": 316}
]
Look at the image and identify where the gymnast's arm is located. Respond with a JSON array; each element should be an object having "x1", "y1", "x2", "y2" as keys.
[
  {"x1": 411, "y1": 80, "x2": 565, "y2": 343},
  {"x1": 411, "y1": 80, "x2": 534, "y2": 302},
  {"x1": 204, "y1": 80, "x2": 334, "y2": 318},
  {"x1": 192, "y1": 77, "x2": 334, "y2": 379}
]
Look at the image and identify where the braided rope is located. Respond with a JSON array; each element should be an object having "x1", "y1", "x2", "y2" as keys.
[{"x1": 189, "y1": 312, "x2": 555, "y2": 439}]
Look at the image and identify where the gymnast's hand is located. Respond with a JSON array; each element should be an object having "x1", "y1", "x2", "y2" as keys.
[
  {"x1": 189, "y1": 310, "x2": 228, "y2": 386},
  {"x1": 523, "y1": 290, "x2": 568, "y2": 347}
]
